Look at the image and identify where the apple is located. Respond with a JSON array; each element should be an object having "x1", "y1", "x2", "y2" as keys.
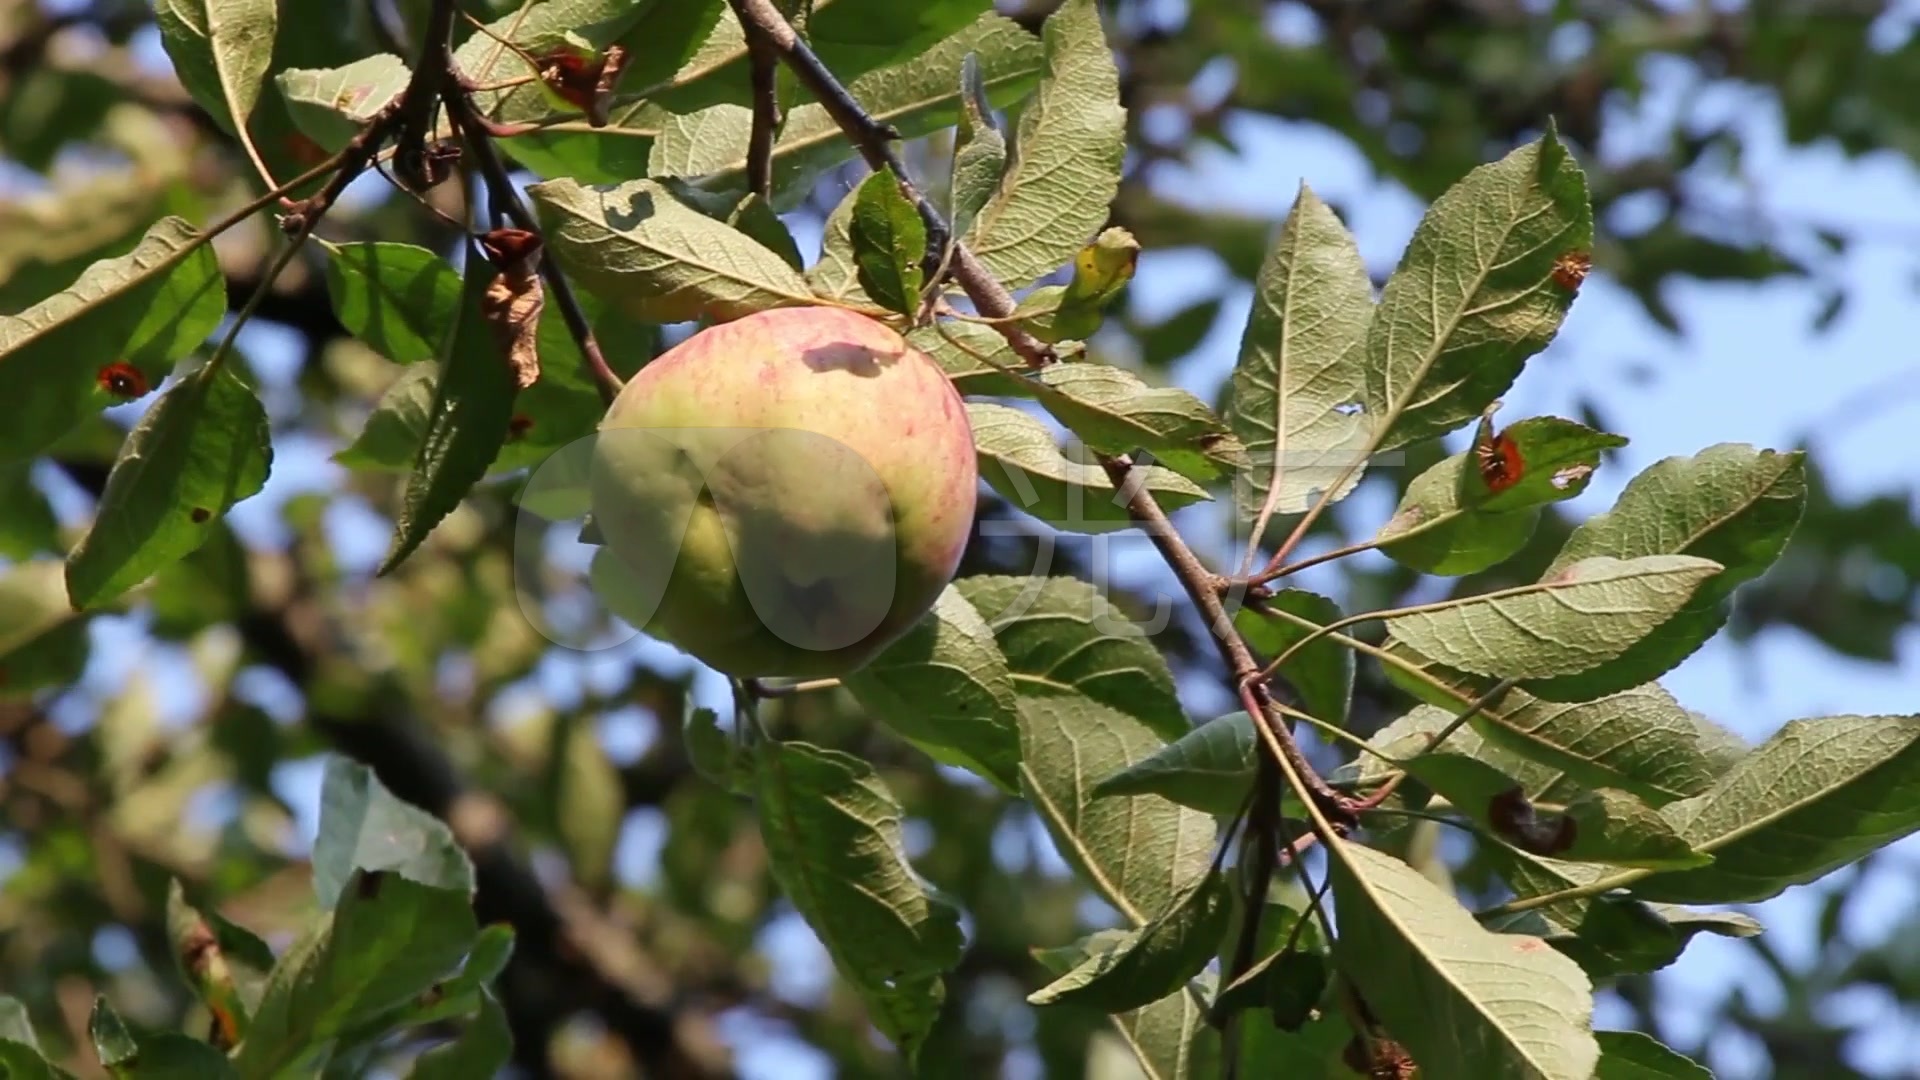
[{"x1": 588, "y1": 305, "x2": 978, "y2": 678}]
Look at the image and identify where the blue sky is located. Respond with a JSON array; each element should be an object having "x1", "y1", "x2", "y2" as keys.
[{"x1": 8, "y1": 4, "x2": 1919, "y2": 1077}]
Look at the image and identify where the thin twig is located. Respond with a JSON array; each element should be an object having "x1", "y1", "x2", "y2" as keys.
[
  {"x1": 446, "y1": 93, "x2": 625, "y2": 403},
  {"x1": 729, "y1": 0, "x2": 781, "y2": 199}
]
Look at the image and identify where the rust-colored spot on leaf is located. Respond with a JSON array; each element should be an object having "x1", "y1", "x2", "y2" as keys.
[
  {"x1": 1474, "y1": 418, "x2": 1524, "y2": 494},
  {"x1": 189, "y1": 507, "x2": 212, "y2": 523},
  {"x1": 1511, "y1": 936, "x2": 1550, "y2": 953},
  {"x1": 1552, "y1": 249, "x2": 1591, "y2": 292},
  {"x1": 506, "y1": 414, "x2": 535, "y2": 442},
  {"x1": 97, "y1": 362, "x2": 149, "y2": 399}
]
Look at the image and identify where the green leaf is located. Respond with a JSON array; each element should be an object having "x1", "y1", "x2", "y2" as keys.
[
  {"x1": 320, "y1": 242, "x2": 461, "y2": 365},
  {"x1": 1364, "y1": 129, "x2": 1592, "y2": 451},
  {"x1": 1224, "y1": 185, "x2": 1374, "y2": 527},
  {"x1": 648, "y1": 12, "x2": 1042, "y2": 209},
  {"x1": 0, "y1": 561, "x2": 89, "y2": 701},
  {"x1": 0, "y1": 998, "x2": 41, "y2": 1052},
  {"x1": 275, "y1": 54, "x2": 408, "y2": 154},
  {"x1": 1328, "y1": 842, "x2": 1598, "y2": 1080},
  {"x1": 0, "y1": 216, "x2": 225, "y2": 465},
  {"x1": 684, "y1": 707, "x2": 748, "y2": 793},
  {"x1": 1092, "y1": 711, "x2": 1258, "y2": 817},
  {"x1": 408, "y1": 991, "x2": 512, "y2": 1080},
  {"x1": 87, "y1": 998, "x2": 137, "y2": 1068},
  {"x1": 233, "y1": 870, "x2": 480, "y2": 1078},
  {"x1": 530, "y1": 177, "x2": 816, "y2": 324},
  {"x1": 1375, "y1": 416, "x2": 1626, "y2": 575},
  {"x1": 106, "y1": 1034, "x2": 237, "y2": 1079},
  {"x1": 949, "y1": 51, "x2": 1007, "y2": 240},
  {"x1": 554, "y1": 718, "x2": 624, "y2": 890},
  {"x1": 1032, "y1": 364, "x2": 1250, "y2": 484},
  {"x1": 1630, "y1": 714, "x2": 1920, "y2": 903},
  {"x1": 755, "y1": 740, "x2": 965, "y2": 1064},
  {"x1": 1030, "y1": 942, "x2": 1222, "y2": 1080},
  {"x1": 843, "y1": 586, "x2": 1023, "y2": 793},
  {"x1": 0, "y1": 466, "x2": 60, "y2": 559},
  {"x1": 968, "y1": 402, "x2": 1211, "y2": 534},
  {"x1": 849, "y1": 168, "x2": 927, "y2": 316},
  {"x1": 64, "y1": 366, "x2": 272, "y2": 610},
  {"x1": 722, "y1": 192, "x2": 804, "y2": 272},
  {"x1": 810, "y1": 184, "x2": 877, "y2": 307},
  {"x1": 1234, "y1": 590, "x2": 1354, "y2": 730},
  {"x1": 1013, "y1": 228, "x2": 1141, "y2": 342},
  {"x1": 963, "y1": 0, "x2": 1126, "y2": 288},
  {"x1": 165, "y1": 880, "x2": 276, "y2": 1038},
  {"x1": 380, "y1": 251, "x2": 520, "y2": 575},
  {"x1": 333, "y1": 363, "x2": 441, "y2": 471},
  {"x1": 313, "y1": 757, "x2": 475, "y2": 908},
  {"x1": 153, "y1": 0, "x2": 277, "y2": 141},
  {"x1": 1029, "y1": 872, "x2": 1231, "y2": 1012},
  {"x1": 1524, "y1": 444, "x2": 1806, "y2": 702},
  {"x1": 1212, "y1": 895, "x2": 1331, "y2": 1032},
  {"x1": 1594, "y1": 1031, "x2": 1712, "y2": 1079},
  {"x1": 1555, "y1": 789, "x2": 1711, "y2": 871},
  {"x1": 1384, "y1": 555, "x2": 1723, "y2": 681}
]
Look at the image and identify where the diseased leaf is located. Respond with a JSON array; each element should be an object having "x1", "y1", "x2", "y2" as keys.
[
  {"x1": 1526, "y1": 444, "x2": 1806, "y2": 702},
  {"x1": 1029, "y1": 873, "x2": 1229, "y2": 1012},
  {"x1": 530, "y1": 177, "x2": 817, "y2": 324},
  {"x1": 849, "y1": 168, "x2": 927, "y2": 316},
  {"x1": 1376, "y1": 416, "x2": 1625, "y2": 575},
  {"x1": 969, "y1": 402, "x2": 1211, "y2": 534},
  {"x1": 0, "y1": 216, "x2": 225, "y2": 465},
  {"x1": 1632, "y1": 714, "x2": 1920, "y2": 903},
  {"x1": 381, "y1": 251, "x2": 520, "y2": 574},
  {"x1": 1032, "y1": 364, "x2": 1249, "y2": 484},
  {"x1": 166, "y1": 879, "x2": 275, "y2": 1039},
  {"x1": 1015, "y1": 228, "x2": 1140, "y2": 342},
  {"x1": 1225, "y1": 185, "x2": 1373, "y2": 530},
  {"x1": 275, "y1": 54, "x2": 408, "y2": 153},
  {"x1": 321, "y1": 241, "x2": 461, "y2": 365},
  {"x1": 1329, "y1": 842, "x2": 1599, "y2": 1080},
  {"x1": 1235, "y1": 590, "x2": 1354, "y2": 730},
  {"x1": 1364, "y1": 129, "x2": 1592, "y2": 451},
  {"x1": 65, "y1": 366, "x2": 272, "y2": 610},
  {"x1": 313, "y1": 757, "x2": 475, "y2": 907},
  {"x1": 844, "y1": 586, "x2": 1023, "y2": 793},
  {"x1": 755, "y1": 740, "x2": 964, "y2": 1064},
  {"x1": 1385, "y1": 555, "x2": 1723, "y2": 681},
  {"x1": 963, "y1": 0, "x2": 1126, "y2": 288}
]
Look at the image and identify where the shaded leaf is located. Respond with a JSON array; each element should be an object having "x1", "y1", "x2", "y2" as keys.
[
  {"x1": 844, "y1": 585, "x2": 1023, "y2": 793},
  {"x1": 320, "y1": 241, "x2": 461, "y2": 365},
  {"x1": 154, "y1": 0, "x2": 276, "y2": 143},
  {"x1": 1235, "y1": 590, "x2": 1354, "y2": 729},
  {"x1": 555, "y1": 719, "x2": 624, "y2": 890},
  {"x1": 969, "y1": 402, "x2": 1211, "y2": 534},
  {"x1": 1487, "y1": 899, "x2": 1760, "y2": 981},
  {"x1": 87, "y1": 998, "x2": 137, "y2": 1069},
  {"x1": 0, "y1": 561, "x2": 89, "y2": 700},
  {"x1": 684, "y1": 707, "x2": 749, "y2": 793},
  {"x1": 1329, "y1": 842, "x2": 1598, "y2": 1080},
  {"x1": 0, "y1": 216, "x2": 225, "y2": 465},
  {"x1": 963, "y1": 0, "x2": 1126, "y2": 288},
  {"x1": 755, "y1": 740, "x2": 964, "y2": 1063},
  {"x1": 1365, "y1": 129, "x2": 1592, "y2": 451},
  {"x1": 1594, "y1": 1031, "x2": 1713, "y2": 1079},
  {"x1": 408, "y1": 991, "x2": 512, "y2": 1080},
  {"x1": 1093, "y1": 711, "x2": 1258, "y2": 817},
  {"x1": 849, "y1": 168, "x2": 927, "y2": 316},
  {"x1": 65, "y1": 366, "x2": 272, "y2": 610},
  {"x1": 380, "y1": 251, "x2": 519, "y2": 575},
  {"x1": 949, "y1": 51, "x2": 1008, "y2": 240},
  {"x1": 1225, "y1": 185, "x2": 1373, "y2": 528},
  {"x1": 906, "y1": 320, "x2": 1036, "y2": 397},
  {"x1": 1385, "y1": 555, "x2": 1722, "y2": 680},
  {"x1": 1029, "y1": 873, "x2": 1229, "y2": 1012}
]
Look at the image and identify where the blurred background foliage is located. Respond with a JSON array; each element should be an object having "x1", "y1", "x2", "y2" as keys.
[{"x1": 0, "y1": 0, "x2": 1916, "y2": 1077}]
